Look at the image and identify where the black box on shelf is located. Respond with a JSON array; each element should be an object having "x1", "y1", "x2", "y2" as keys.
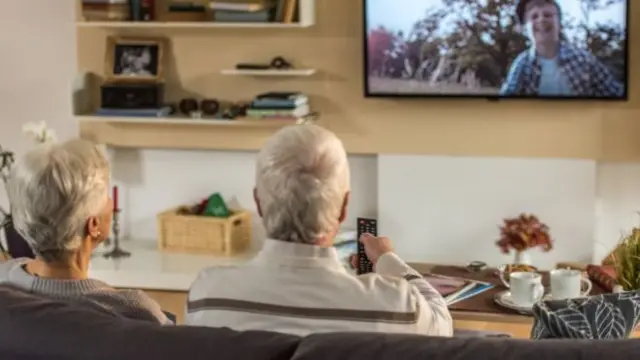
[{"x1": 100, "y1": 82, "x2": 164, "y2": 109}]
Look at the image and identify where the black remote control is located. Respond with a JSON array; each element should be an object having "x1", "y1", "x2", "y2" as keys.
[{"x1": 356, "y1": 217, "x2": 377, "y2": 275}]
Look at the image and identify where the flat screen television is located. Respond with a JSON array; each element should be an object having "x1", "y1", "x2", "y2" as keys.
[{"x1": 363, "y1": 0, "x2": 629, "y2": 100}]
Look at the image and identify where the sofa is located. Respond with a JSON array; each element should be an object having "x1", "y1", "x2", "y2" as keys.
[{"x1": 0, "y1": 285, "x2": 638, "y2": 360}]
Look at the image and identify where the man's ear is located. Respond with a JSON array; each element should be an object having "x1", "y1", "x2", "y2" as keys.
[
  {"x1": 253, "y1": 188, "x2": 263, "y2": 217},
  {"x1": 338, "y1": 192, "x2": 350, "y2": 223}
]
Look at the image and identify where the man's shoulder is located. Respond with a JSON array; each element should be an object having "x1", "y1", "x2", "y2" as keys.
[
  {"x1": 355, "y1": 273, "x2": 419, "y2": 311},
  {"x1": 561, "y1": 44, "x2": 595, "y2": 63}
]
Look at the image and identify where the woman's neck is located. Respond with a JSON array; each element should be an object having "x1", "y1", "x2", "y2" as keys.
[{"x1": 28, "y1": 254, "x2": 89, "y2": 280}]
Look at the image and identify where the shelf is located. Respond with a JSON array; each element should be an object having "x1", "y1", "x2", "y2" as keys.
[
  {"x1": 220, "y1": 69, "x2": 316, "y2": 76},
  {"x1": 78, "y1": 115, "x2": 310, "y2": 127},
  {"x1": 76, "y1": 21, "x2": 312, "y2": 29},
  {"x1": 77, "y1": 115, "x2": 314, "y2": 151}
]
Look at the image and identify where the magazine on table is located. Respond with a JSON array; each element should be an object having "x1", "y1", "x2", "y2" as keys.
[{"x1": 421, "y1": 272, "x2": 494, "y2": 305}]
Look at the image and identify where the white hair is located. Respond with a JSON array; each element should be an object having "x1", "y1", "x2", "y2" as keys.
[
  {"x1": 7, "y1": 139, "x2": 109, "y2": 261},
  {"x1": 255, "y1": 124, "x2": 350, "y2": 244}
]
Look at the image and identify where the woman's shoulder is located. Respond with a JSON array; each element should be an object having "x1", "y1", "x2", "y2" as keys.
[{"x1": 85, "y1": 288, "x2": 173, "y2": 325}]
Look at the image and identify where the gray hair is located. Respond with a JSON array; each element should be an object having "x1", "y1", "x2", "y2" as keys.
[
  {"x1": 7, "y1": 139, "x2": 109, "y2": 261},
  {"x1": 255, "y1": 125, "x2": 350, "y2": 244}
]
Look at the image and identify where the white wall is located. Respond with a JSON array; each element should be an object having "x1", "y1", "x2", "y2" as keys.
[
  {"x1": 0, "y1": 0, "x2": 77, "y2": 209},
  {"x1": 1, "y1": 0, "x2": 638, "y2": 268}
]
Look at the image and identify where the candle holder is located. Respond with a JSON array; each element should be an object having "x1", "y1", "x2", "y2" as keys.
[{"x1": 103, "y1": 209, "x2": 130, "y2": 259}]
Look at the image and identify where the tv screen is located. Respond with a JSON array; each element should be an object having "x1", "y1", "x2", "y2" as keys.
[{"x1": 364, "y1": 0, "x2": 629, "y2": 100}]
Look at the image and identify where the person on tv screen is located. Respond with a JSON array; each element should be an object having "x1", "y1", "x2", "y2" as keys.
[{"x1": 500, "y1": 0, "x2": 623, "y2": 97}]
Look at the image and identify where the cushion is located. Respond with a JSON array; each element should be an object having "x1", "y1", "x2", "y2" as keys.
[
  {"x1": 0, "y1": 285, "x2": 299, "y2": 360},
  {"x1": 531, "y1": 291, "x2": 640, "y2": 339}
]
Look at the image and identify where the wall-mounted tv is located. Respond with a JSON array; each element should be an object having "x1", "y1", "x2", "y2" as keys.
[{"x1": 363, "y1": 0, "x2": 629, "y2": 100}]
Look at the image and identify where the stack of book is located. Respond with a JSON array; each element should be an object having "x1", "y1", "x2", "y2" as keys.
[
  {"x1": 422, "y1": 273, "x2": 494, "y2": 305},
  {"x1": 247, "y1": 92, "x2": 310, "y2": 120},
  {"x1": 209, "y1": 1, "x2": 276, "y2": 22}
]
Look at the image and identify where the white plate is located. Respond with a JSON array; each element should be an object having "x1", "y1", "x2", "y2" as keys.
[{"x1": 493, "y1": 290, "x2": 538, "y2": 314}]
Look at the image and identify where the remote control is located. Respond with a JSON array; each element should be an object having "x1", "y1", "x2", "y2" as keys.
[{"x1": 356, "y1": 217, "x2": 377, "y2": 275}]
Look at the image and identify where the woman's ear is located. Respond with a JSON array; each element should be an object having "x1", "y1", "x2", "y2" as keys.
[{"x1": 86, "y1": 216, "x2": 102, "y2": 242}]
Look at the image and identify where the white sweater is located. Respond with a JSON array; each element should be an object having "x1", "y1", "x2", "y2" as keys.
[{"x1": 186, "y1": 239, "x2": 453, "y2": 337}]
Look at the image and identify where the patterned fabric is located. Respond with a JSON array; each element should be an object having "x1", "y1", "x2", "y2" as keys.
[
  {"x1": 531, "y1": 291, "x2": 640, "y2": 339},
  {"x1": 500, "y1": 44, "x2": 624, "y2": 98}
]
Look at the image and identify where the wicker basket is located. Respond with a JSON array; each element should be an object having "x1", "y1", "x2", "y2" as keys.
[{"x1": 157, "y1": 207, "x2": 252, "y2": 255}]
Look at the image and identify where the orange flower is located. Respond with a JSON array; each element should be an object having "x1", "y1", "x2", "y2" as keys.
[{"x1": 496, "y1": 213, "x2": 553, "y2": 253}]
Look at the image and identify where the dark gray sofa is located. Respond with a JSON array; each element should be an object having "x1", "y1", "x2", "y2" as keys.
[{"x1": 0, "y1": 285, "x2": 638, "y2": 360}]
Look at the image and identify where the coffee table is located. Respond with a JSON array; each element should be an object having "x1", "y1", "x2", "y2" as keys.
[{"x1": 409, "y1": 264, "x2": 607, "y2": 324}]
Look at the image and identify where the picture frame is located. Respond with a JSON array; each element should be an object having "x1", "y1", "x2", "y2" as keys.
[{"x1": 105, "y1": 36, "x2": 165, "y2": 82}]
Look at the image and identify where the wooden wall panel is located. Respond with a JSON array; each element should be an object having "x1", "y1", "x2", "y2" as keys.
[{"x1": 76, "y1": 0, "x2": 640, "y2": 160}]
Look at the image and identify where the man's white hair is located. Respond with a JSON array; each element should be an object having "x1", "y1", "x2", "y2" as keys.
[
  {"x1": 255, "y1": 124, "x2": 350, "y2": 244},
  {"x1": 7, "y1": 139, "x2": 109, "y2": 261}
]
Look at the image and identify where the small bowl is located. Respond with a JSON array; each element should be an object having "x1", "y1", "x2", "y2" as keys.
[{"x1": 466, "y1": 261, "x2": 487, "y2": 272}]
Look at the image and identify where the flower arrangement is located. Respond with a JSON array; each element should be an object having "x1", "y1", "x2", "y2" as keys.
[
  {"x1": 612, "y1": 227, "x2": 640, "y2": 291},
  {"x1": 0, "y1": 122, "x2": 56, "y2": 253},
  {"x1": 496, "y1": 213, "x2": 553, "y2": 254}
]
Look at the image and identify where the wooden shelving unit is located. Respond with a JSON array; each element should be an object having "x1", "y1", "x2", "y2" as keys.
[
  {"x1": 220, "y1": 69, "x2": 316, "y2": 76},
  {"x1": 78, "y1": 115, "x2": 310, "y2": 127},
  {"x1": 76, "y1": 0, "x2": 316, "y2": 29},
  {"x1": 76, "y1": 21, "x2": 312, "y2": 29},
  {"x1": 75, "y1": 0, "x2": 319, "y2": 151}
]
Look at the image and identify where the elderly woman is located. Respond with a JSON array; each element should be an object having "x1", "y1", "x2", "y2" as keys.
[{"x1": 0, "y1": 139, "x2": 171, "y2": 324}]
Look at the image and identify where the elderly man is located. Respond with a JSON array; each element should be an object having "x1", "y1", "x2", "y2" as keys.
[
  {"x1": 500, "y1": 0, "x2": 623, "y2": 97},
  {"x1": 186, "y1": 124, "x2": 453, "y2": 336}
]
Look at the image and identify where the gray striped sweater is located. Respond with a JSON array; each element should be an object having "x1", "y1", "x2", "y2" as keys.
[{"x1": 0, "y1": 258, "x2": 172, "y2": 325}]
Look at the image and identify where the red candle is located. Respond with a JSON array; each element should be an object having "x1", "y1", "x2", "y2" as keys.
[{"x1": 113, "y1": 186, "x2": 118, "y2": 211}]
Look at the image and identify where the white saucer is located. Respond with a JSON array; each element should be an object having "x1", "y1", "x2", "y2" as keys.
[{"x1": 493, "y1": 290, "x2": 537, "y2": 314}]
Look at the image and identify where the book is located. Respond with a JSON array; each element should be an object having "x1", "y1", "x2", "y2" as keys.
[
  {"x1": 447, "y1": 281, "x2": 494, "y2": 306},
  {"x1": 586, "y1": 264, "x2": 617, "y2": 292},
  {"x1": 421, "y1": 273, "x2": 478, "y2": 305},
  {"x1": 209, "y1": 1, "x2": 274, "y2": 12}
]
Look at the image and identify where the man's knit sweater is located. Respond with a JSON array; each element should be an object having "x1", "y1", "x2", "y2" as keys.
[
  {"x1": 0, "y1": 258, "x2": 171, "y2": 324},
  {"x1": 186, "y1": 239, "x2": 453, "y2": 336}
]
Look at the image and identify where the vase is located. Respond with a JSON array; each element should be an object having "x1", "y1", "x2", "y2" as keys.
[
  {"x1": 513, "y1": 250, "x2": 531, "y2": 265},
  {"x1": 3, "y1": 217, "x2": 34, "y2": 259}
]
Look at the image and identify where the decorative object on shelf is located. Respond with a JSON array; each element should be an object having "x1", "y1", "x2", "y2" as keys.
[
  {"x1": 179, "y1": 98, "x2": 199, "y2": 116},
  {"x1": 103, "y1": 186, "x2": 130, "y2": 259},
  {"x1": 496, "y1": 213, "x2": 553, "y2": 265},
  {"x1": 105, "y1": 36, "x2": 165, "y2": 83},
  {"x1": 82, "y1": 0, "x2": 131, "y2": 21},
  {"x1": 157, "y1": 193, "x2": 252, "y2": 255},
  {"x1": 235, "y1": 56, "x2": 293, "y2": 71},
  {"x1": 95, "y1": 36, "x2": 168, "y2": 118},
  {"x1": 0, "y1": 122, "x2": 57, "y2": 258},
  {"x1": 610, "y1": 226, "x2": 640, "y2": 291},
  {"x1": 166, "y1": 1, "x2": 207, "y2": 22},
  {"x1": 100, "y1": 82, "x2": 164, "y2": 109},
  {"x1": 200, "y1": 99, "x2": 220, "y2": 116}
]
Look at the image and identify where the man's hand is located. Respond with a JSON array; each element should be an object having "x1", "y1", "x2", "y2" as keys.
[{"x1": 349, "y1": 233, "x2": 394, "y2": 269}]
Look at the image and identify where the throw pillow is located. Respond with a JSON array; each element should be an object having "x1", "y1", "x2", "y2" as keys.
[{"x1": 531, "y1": 291, "x2": 640, "y2": 339}]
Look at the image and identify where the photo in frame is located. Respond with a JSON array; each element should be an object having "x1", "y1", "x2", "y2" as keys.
[{"x1": 105, "y1": 37, "x2": 165, "y2": 82}]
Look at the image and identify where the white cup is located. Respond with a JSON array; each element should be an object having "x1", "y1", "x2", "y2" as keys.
[
  {"x1": 509, "y1": 272, "x2": 544, "y2": 307},
  {"x1": 550, "y1": 269, "x2": 592, "y2": 300}
]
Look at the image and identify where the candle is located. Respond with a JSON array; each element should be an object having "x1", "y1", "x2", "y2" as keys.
[{"x1": 113, "y1": 186, "x2": 118, "y2": 212}]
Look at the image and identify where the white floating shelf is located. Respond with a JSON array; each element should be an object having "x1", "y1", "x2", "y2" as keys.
[
  {"x1": 78, "y1": 115, "x2": 311, "y2": 127},
  {"x1": 76, "y1": 21, "x2": 312, "y2": 29},
  {"x1": 220, "y1": 69, "x2": 316, "y2": 76}
]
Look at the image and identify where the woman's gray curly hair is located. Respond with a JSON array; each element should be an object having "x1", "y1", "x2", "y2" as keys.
[{"x1": 7, "y1": 139, "x2": 109, "y2": 262}]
